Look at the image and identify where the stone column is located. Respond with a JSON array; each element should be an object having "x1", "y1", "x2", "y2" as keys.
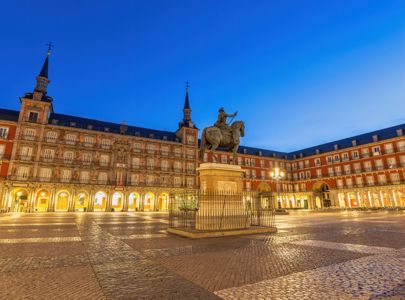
[
  {"x1": 88, "y1": 190, "x2": 95, "y2": 212},
  {"x1": 69, "y1": 190, "x2": 76, "y2": 212},
  {"x1": 105, "y1": 192, "x2": 112, "y2": 212},
  {"x1": 122, "y1": 192, "x2": 128, "y2": 212}
]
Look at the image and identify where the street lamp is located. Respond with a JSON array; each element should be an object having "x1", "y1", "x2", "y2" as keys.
[{"x1": 270, "y1": 167, "x2": 285, "y2": 209}]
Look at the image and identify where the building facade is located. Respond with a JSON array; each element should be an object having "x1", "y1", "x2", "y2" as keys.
[{"x1": 0, "y1": 52, "x2": 404, "y2": 212}]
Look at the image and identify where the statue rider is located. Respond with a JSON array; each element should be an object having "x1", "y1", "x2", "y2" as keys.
[{"x1": 214, "y1": 108, "x2": 237, "y2": 132}]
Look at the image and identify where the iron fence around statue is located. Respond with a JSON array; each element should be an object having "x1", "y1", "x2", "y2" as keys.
[{"x1": 168, "y1": 190, "x2": 276, "y2": 232}]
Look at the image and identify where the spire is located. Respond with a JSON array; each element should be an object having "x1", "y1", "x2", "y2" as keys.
[
  {"x1": 183, "y1": 81, "x2": 191, "y2": 122},
  {"x1": 34, "y1": 43, "x2": 52, "y2": 96},
  {"x1": 184, "y1": 80, "x2": 190, "y2": 110}
]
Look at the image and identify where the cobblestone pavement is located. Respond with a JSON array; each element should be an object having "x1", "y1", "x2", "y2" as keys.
[{"x1": 0, "y1": 211, "x2": 404, "y2": 299}]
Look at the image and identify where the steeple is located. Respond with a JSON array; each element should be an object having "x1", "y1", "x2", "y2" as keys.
[
  {"x1": 34, "y1": 43, "x2": 52, "y2": 97},
  {"x1": 183, "y1": 81, "x2": 191, "y2": 121}
]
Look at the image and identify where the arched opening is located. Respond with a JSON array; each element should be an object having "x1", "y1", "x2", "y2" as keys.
[
  {"x1": 158, "y1": 193, "x2": 169, "y2": 211},
  {"x1": 312, "y1": 182, "x2": 331, "y2": 208},
  {"x1": 75, "y1": 192, "x2": 89, "y2": 212},
  {"x1": 55, "y1": 191, "x2": 69, "y2": 211},
  {"x1": 11, "y1": 189, "x2": 29, "y2": 212},
  {"x1": 111, "y1": 192, "x2": 123, "y2": 212},
  {"x1": 94, "y1": 191, "x2": 107, "y2": 211},
  {"x1": 143, "y1": 192, "x2": 155, "y2": 211},
  {"x1": 128, "y1": 192, "x2": 140, "y2": 211},
  {"x1": 35, "y1": 189, "x2": 50, "y2": 212}
]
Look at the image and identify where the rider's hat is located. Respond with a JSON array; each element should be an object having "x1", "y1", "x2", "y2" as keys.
[{"x1": 218, "y1": 107, "x2": 224, "y2": 112}]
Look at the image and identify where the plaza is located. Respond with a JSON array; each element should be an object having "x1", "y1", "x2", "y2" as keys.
[{"x1": 0, "y1": 210, "x2": 404, "y2": 299}]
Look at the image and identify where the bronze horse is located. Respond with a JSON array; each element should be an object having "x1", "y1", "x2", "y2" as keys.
[{"x1": 199, "y1": 121, "x2": 245, "y2": 163}]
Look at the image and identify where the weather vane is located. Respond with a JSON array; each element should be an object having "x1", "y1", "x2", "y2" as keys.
[{"x1": 46, "y1": 42, "x2": 54, "y2": 56}]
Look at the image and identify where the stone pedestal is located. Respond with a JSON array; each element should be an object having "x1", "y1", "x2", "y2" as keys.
[
  {"x1": 198, "y1": 163, "x2": 244, "y2": 193},
  {"x1": 196, "y1": 163, "x2": 247, "y2": 230}
]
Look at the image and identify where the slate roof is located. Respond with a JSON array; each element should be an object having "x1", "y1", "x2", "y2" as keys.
[
  {"x1": 39, "y1": 56, "x2": 49, "y2": 78},
  {"x1": 49, "y1": 113, "x2": 179, "y2": 142},
  {"x1": 0, "y1": 106, "x2": 403, "y2": 158},
  {"x1": 0, "y1": 108, "x2": 19, "y2": 122}
]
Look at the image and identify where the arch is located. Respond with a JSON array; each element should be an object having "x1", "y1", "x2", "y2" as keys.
[
  {"x1": 35, "y1": 189, "x2": 50, "y2": 212},
  {"x1": 10, "y1": 188, "x2": 29, "y2": 212},
  {"x1": 312, "y1": 182, "x2": 331, "y2": 208},
  {"x1": 143, "y1": 192, "x2": 155, "y2": 211},
  {"x1": 75, "y1": 191, "x2": 89, "y2": 212},
  {"x1": 158, "y1": 193, "x2": 169, "y2": 211},
  {"x1": 94, "y1": 191, "x2": 107, "y2": 212},
  {"x1": 128, "y1": 192, "x2": 140, "y2": 211},
  {"x1": 258, "y1": 182, "x2": 271, "y2": 192},
  {"x1": 111, "y1": 192, "x2": 123, "y2": 212},
  {"x1": 55, "y1": 191, "x2": 70, "y2": 211}
]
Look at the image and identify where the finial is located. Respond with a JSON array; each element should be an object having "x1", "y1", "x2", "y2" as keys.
[
  {"x1": 185, "y1": 80, "x2": 190, "y2": 92},
  {"x1": 46, "y1": 42, "x2": 54, "y2": 56}
]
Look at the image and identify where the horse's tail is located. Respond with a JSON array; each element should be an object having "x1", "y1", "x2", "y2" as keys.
[{"x1": 199, "y1": 128, "x2": 207, "y2": 161}]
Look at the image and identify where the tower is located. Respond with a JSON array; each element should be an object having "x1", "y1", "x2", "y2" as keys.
[{"x1": 19, "y1": 45, "x2": 54, "y2": 125}]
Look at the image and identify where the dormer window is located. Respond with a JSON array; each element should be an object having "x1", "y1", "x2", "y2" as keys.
[
  {"x1": 87, "y1": 124, "x2": 93, "y2": 130},
  {"x1": 135, "y1": 131, "x2": 140, "y2": 137},
  {"x1": 149, "y1": 133, "x2": 154, "y2": 138},
  {"x1": 51, "y1": 119, "x2": 59, "y2": 125},
  {"x1": 104, "y1": 127, "x2": 109, "y2": 132},
  {"x1": 163, "y1": 135, "x2": 167, "y2": 140},
  {"x1": 70, "y1": 122, "x2": 76, "y2": 127}
]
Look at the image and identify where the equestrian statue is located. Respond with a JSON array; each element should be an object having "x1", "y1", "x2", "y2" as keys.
[{"x1": 199, "y1": 107, "x2": 245, "y2": 164}]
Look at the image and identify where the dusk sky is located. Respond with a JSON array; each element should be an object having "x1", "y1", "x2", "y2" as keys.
[{"x1": 1, "y1": 1, "x2": 405, "y2": 152}]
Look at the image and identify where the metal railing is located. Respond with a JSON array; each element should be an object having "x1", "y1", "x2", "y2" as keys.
[{"x1": 169, "y1": 190, "x2": 276, "y2": 231}]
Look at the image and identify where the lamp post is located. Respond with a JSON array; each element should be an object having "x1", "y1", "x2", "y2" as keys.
[{"x1": 270, "y1": 167, "x2": 285, "y2": 209}]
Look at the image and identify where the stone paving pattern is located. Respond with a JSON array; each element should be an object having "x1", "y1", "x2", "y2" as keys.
[{"x1": 0, "y1": 211, "x2": 404, "y2": 299}]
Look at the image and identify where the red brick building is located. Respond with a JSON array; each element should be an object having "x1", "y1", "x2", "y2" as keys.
[{"x1": 0, "y1": 51, "x2": 404, "y2": 212}]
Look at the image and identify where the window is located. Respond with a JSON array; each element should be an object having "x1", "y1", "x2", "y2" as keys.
[
  {"x1": 397, "y1": 141, "x2": 405, "y2": 151},
  {"x1": 16, "y1": 166, "x2": 30, "y2": 179},
  {"x1": 187, "y1": 135, "x2": 195, "y2": 145},
  {"x1": 45, "y1": 131, "x2": 58, "y2": 142},
  {"x1": 334, "y1": 155, "x2": 340, "y2": 162},
  {"x1": 334, "y1": 165, "x2": 341, "y2": 175},
  {"x1": 372, "y1": 146, "x2": 381, "y2": 156},
  {"x1": 245, "y1": 158, "x2": 250, "y2": 166},
  {"x1": 174, "y1": 177, "x2": 181, "y2": 186},
  {"x1": 305, "y1": 171, "x2": 311, "y2": 179},
  {"x1": 377, "y1": 174, "x2": 386, "y2": 184},
  {"x1": 327, "y1": 156, "x2": 333, "y2": 164},
  {"x1": 251, "y1": 159, "x2": 256, "y2": 167},
  {"x1": 80, "y1": 171, "x2": 90, "y2": 183},
  {"x1": 328, "y1": 167, "x2": 334, "y2": 176},
  {"x1": 314, "y1": 158, "x2": 321, "y2": 166},
  {"x1": 20, "y1": 146, "x2": 33, "y2": 160},
  {"x1": 245, "y1": 169, "x2": 251, "y2": 178},
  {"x1": 147, "y1": 158, "x2": 155, "y2": 169},
  {"x1": 346, "y1": 178, "x2": 353, "y2": 187},
  {"x1": 63, "y1": 151, "x2": 74, "y2": 163},
  {"x1": 363, "y1": 161, "x2": 372, "y2": 171},
  {"x1": 161, "y1": 146, "x2": 169, "y2": 155},
  {"x1": 0, "y1": 127, "x2": 9, "y2": 139},
  {"x1": 82, "y1": 153, "x2": 92, "y2": 164},
  {"x1": 65, "y1": 133, "x2": 77, "y2": 145},
  {"x1": 98, "y1": 172, "x2": 108, "y2": 184},
  {"x1": 316, "y1": 169, "x2": 322, "y2": 178},
  {"x1": 352, "y1": 151, "x2": 359, "y2": 159},
  {"x1": 366, "y1": 175, "x2": 374, "y2": 186},
  {"x1": 390, "y1": 173, "x2": 400, "y2": 184},
  {"x1": 146, "y1": 175, "x2": 154, "y2": 185},
  {"x1": 39, "y1": 168, "x2": 52, "y2": 181},
  {"x1": 23, "y1": 128, "x2": 36, "y2": 140},
  {"x1": 375, "y1": 159, "x2": 383, "y2": 170},
  {"x1": 84, "y1": 136, "x2": 95, "y2": 147},
  {"x1": 355, "y1": 177, "x2": 363, "y2": 186},
  {"x1": 343, "y1": 165, "x2": 351, "y2": 174},
  {"x1": 384, "y1": 143, "x2": 393, "y2": 154},
  {"x1": 187, "y1": 163, "x2": 194, "y2": 173},
  {"x1": 174, "y1": 161, "x2": 181, "y2": 171},
  {"x1": 246, "y1": 182, "x2": 251, "y2": 191},
  {"x1": 298, "y1": 161, "x2": 304, "y2": 169},
  {"x1": 100, "y1": 154, "x2": 109, "y2": 166},
  {"x1": 337, "y1": 179, "x2": 343, "y2": 188},
  {"x1": 299, "y1": 172, "x2": 304, "y2": 179},
  {"x1": 147, "y1": 144, "x2": 156, "y2": 154},
  {"x1": 133, "y1": 142, "x2": 142, "y2": 152},
  {"x1": 261, "y1": 170, "x2": 265, "y2": 178},
  {"x1": 101, "y1": 138, "x2": 112, "y2": 149},
  {"x1": 354, "y1": 162, "x2": 361, "y2": 173},
  {"x1": 387, "y1": 157, "x2": 397, "y2": 168},
  {"x1": 43, "y1": 148, "x2": 55, "y2": 161},
  {"x1": 186, "y1": 177, "x2": 194, "y2": 187},
  {"x1": 260, "y1": 160, "x2": 265, "y2": 168},
  {"x1": 130, "y1": 174, "x2": 139, "y2": 185},
  {"x1": 61, "y1": 169, "x2": 71, "y2": 182},
  {"x1": 174, "y1": 147, "x2": 181, "y2": 157},
  {"x1": 132, "y1": 157, "x2": 140, "y2": 168},
  {"x1": 161, "y1": 160, "x2": 169, "y2": 171},
  {"x1": 28, "y1": 112, "x2": 38, "y2": 122},
  {"x1": 361, "y1": 148, "x2": 370, "y2": 158},
  {"x1": 342, "y1": 153, "x2": 349, "y2": 161}
]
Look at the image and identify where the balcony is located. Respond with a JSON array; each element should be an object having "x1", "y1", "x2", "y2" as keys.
[
  {"x1": 17, "y1": 155, "x2": 34, "y2": 161},
  {"x1": 354, "y1": 168, "x2": 362, "y2": 173},
  {"x1": 22, "y1": 135, "x2": 38, "y2": 141},
  {"x1": 44, "y1": 138, "x2": 58, "y2": 144},
  {"x1": 82, "y1": 142, "x2": 95, "y2": 148},
  {"x1": 363, "y1": 167, "x2": 372, "y2": 172},
  {"x1": 361, "y1": 153, "x2": 370, "y2": 158},
  {"x1": 100, "y1": 144, "x2": 112, "y2": 150},
  {"x1": 344, "y1": 170, "x2": 351, "y2": 175},
  {"x1": 397, "y1": 146, "x2": 405, "y2": 152},
  {"x1": 384, "y1": 149, "x2": 394, "y2": 154},
  {"x1": 375, "y1": 165, "x2": 384, "y2": 170}
]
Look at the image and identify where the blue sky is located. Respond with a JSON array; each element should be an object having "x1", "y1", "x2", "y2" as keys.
[{"x1": 1, "y1": 0, "x2": 405, "y2": 152}]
